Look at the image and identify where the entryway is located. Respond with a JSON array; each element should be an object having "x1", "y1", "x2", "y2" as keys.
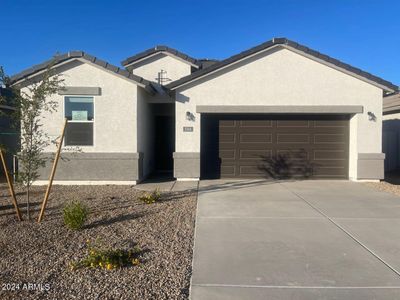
[
  {"x1": 151, "y1": 103, "x2": 175, "y2": 177},
  {"x1": 155, "y1": 115, "x2": 174, "y2": 172}
]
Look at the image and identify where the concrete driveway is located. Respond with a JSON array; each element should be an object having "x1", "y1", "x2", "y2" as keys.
[{"x1": 191, "y1": 180, "x2": 400, "y2": 300}]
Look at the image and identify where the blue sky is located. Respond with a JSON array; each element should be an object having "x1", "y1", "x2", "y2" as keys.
[{"x1": 1, "y1": 0, "x2": 399, "y2": 84}]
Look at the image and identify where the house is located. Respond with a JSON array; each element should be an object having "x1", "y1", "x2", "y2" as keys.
[
  {"x1": 0, "y1": 88, "x2": 18, "y2": 179},
  {"x1": 383, "y1": 93, "x2": 400, "y2": 172},
  {"x1": 9, "y1": 38, "x2": 398, "y2": 184}
]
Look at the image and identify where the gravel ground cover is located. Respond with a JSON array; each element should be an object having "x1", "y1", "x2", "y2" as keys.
[
  {"x1": 365, "y1": 180, "x2": 400, "y2": 197},
  {"x1": 0, "y1": 184, "x2": 197, "y2": 300}
]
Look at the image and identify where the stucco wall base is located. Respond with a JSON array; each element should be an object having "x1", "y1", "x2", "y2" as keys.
[
  {"x1": 173, "y1": 152, "x2": 200, "y2": 179},
  {"x1": 176, "y1": 178, "x2": 200, "y2": 181},
  {"x1": 349, "y1": 179, "x2": 380, "y2": 183},
  {"x1": 35, "y1": 152, "x2": 143, "y2": 181},
  {"x1": 357, "y1": 153, "x2": 385, "y2": 180}
]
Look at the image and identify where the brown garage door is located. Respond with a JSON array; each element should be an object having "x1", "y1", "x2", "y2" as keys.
[{"x1": 201, "y1": 115, "x2": 349, "y2": 179}]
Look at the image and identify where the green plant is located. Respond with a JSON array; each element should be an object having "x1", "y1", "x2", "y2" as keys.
[
  {"x1": 139, "y1": 188, "x2": 161, "y2": 204},
  {"x1": 70, "y1": 239, "x2": 142, "y2": 271},
  {"x1": 0, "y1": 65, "x2": 64, "y2": 220},
  {"x1": 63, "y1": 201, "x2": 88, "y2": 230}
]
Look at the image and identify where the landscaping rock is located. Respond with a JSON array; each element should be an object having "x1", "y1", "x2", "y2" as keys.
[
  {"x1": 0, "y1": 184, "x2": 197, "y2": 300},
  {"x1": 365, "y1": 181, "x2": 400, "y2": 197}
]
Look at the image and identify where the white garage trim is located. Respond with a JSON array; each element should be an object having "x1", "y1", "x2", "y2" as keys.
[{"x1": 196, "y1": 105, "x2": 364, "y2": 114}]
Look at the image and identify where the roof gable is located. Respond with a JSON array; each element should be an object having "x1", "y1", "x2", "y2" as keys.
[
  {"x1": 121, "y1": 45, "x2": 200, "y2": 68},
  {"x1": 11, "y1": 51, "x2": 156, "y2": 94},
  {"x1": 165, "y1": 38, "x2": 398, "y2": 93}
]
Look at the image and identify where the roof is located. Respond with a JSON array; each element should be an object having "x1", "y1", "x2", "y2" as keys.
[
  {"x1": 11, "y1": 51, "x2": 157, "y2": 94},
  {"x1": 121, "y1": 45, "x2": 201, "y2": 68},
  {"x1": 197, "y1": 59, "x2": 219, "y2": 69},
  {"x1": 383, "y1": 93, "x2": 400, "y2": 115},
  {"x1": 165, "y1": 37, "x2": 398, "y2": 93}
]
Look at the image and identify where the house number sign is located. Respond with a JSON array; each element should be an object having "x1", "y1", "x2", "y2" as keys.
[{"x1": 183, "y1": 126, "x2": 194, "y2": 132}]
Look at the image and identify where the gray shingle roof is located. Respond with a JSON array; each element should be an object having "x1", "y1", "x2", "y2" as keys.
[
  {"x1": 165, "y1": 38, "x2": 398, "y2": 92},
  {"x1": 197, "y1": 59, "x2": 219, "y2": 69},
  {"x1": 121, "y1": 45, "x2": 200, "y2": 68},
  {"x1": 11, "y1": 51, "x2": 157, "y2": 94}
]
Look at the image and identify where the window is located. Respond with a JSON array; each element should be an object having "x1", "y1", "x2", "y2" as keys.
[{"x1": 64, "y1": 96, "x2": 94, "y2": 146}]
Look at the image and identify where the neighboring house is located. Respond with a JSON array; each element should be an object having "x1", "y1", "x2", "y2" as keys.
[
  {"x1": 383, "y1": 93, "x2": 400, "y2": 172},
  {"x1": 0, "y1": 88, "x2": 18, "y2": 179},
  {"x1": 10, "y1": 38, "x2": 398, "y2": 184}
]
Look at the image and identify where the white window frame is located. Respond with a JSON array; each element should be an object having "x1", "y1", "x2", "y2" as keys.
[{"x1": 63, "y1": 95, "x2": 96, "y2": 148}]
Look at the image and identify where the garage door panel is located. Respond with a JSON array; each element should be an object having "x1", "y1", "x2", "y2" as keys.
[
  {"x1": 277, "y1": 120, "x2": 311, "y2": 128},
  {"x1": 312, "y1": 144, "x2": 347, "y2": 151},
  {"x1": 240, "y1": 120, "x2": 273, "y2": 127},
  {"x1": 277, "y1": 149, "x2": 310, "y2": 160},
  {"x1": 219, "y1": 145, "x2": 236, "y2": 151},
  {"x1": 239, "y1": 165, "x2": 265, "y2": 176},
  {"x1": 239, "y1": 133, "x2": 272, "y2": 143},
  {"x1": 219, "y1": 120, "x2": 236, "y2": 127},
  {"x1": 220, "y1": 133, "x2": 236, "y2": 143},
  {"x1": 313, "y1": 167, "x2": 348, "y2": 177},
  {"x1": 240, "y1": 149, "x2": 272, "y2": 159},
  {"x1": 314, "y1": 134, "x2": 346, "y2": 144},
  {"x1": 314, "y1": 120, "x2": 348, "y2": 127},
  {"x1": 277, "y1": 134, "x2": 310, "y2": 144},
  {"x1": 313, "y1": 159, "x2": 347, "y2": 166},
  {"x1": 314, "y1": 150, "x2": 347, "y2": 160},
  {"x1": 238, "y1": 143, "x2": 275, "y2": 149},
  {"x1": 220, "y1": 149, "x2": 236, "y2": 159},
  {"x1": 313, "y1": 126, "x2": 347, "y2": 134},
  {"x1": 221, "y1": 165, "x2": 236, "y2": 177},
  {"x1": 201, "y1": 114, "x2": 349, "y2": 179}
]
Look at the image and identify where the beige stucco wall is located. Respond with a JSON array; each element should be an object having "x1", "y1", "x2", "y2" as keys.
[
  {"x1": 22, "y1": 60, "x2": 139, "y2": 153},
  {"x1": 130, "y1": 53, "x2": 192, "y2": 83},
  {"x1": 175, "y1": 47, "x2": 383, "y2": 179}
]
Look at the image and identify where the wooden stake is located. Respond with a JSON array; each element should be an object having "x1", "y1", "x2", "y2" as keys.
[
  {"x1": 38, "y1": 118, "x2": 68, "y2": 223},
  {"x1": 0, "y1": 148, "x2": 22, "y2": 221}
]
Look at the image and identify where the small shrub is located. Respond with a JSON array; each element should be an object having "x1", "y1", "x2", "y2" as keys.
[
  {"x1": 70, "y1": 239, "x2": 142, "y2": 271},
  {"x1": 63, "y1": 201, "x2": 88, "y2": 230},
  {"x1": 139, "y1": 188, "x2": 161, "y2": 204}
]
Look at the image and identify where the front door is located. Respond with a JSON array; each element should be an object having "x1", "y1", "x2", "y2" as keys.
[{"x1": 155, "y1": 116, "x2": 175, "y2": 172}]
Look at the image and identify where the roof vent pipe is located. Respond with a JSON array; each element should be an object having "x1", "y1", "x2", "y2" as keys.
[{"x1": 157, "y1": 70, "x2": 168, "y2": 85}]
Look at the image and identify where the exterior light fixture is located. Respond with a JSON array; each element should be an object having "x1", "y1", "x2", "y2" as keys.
[
  {"x1": 367, "y1": 111, "x2": 376, "y2": 121},
  {"x1": 186, "y1": 111, "x2": 195, "y2": 121}
]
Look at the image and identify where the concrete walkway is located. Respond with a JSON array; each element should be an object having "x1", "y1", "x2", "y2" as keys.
[{"x1": 191, "y1": 180, "x2": 400, "y2": 299}]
